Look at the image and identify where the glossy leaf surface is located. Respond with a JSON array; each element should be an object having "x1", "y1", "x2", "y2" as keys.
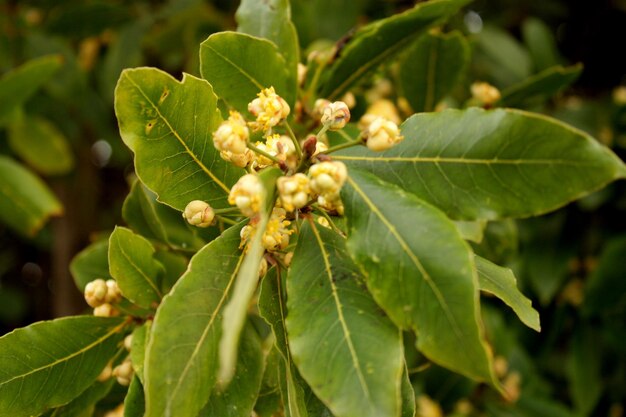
[
  {"x1": 115, "y1": 68, "x2": 243, "y2": 210},
  {"x1": 342, "y1": 170, "x2": 497, "y2": 384},
  {"x1": 335, "y1": 108, "x2": 626, "y2": 220},
  {"x1": 70, "y1": 239, "x2": 113, "y2": 291},
  {"x1": 286, "y1": 220, "x2": 404, "y2": 417}
]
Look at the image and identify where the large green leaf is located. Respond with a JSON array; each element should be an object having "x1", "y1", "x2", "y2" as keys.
[
  {"x1": 124, "y1": 376, "x2": 146, "y2": 417},
  {"x1": 319, "y1": 0, "x2": 468, "y2": 100},
  {"x1": 7, "y1": 114, "x2": 74, "y2": 176},
  {"x1": 398, "y1": 31, "x2": 469, "y2": 112},
  {"x1": 109, "y1": 226, "x2": 163, "y2": 309},
  {"x1": 144, "y1": 224, "x2": 245, "y2": 417},
  {"x1": 201, "y1": 323, "x2": 265, "y2": 417},
  {"x1": 115, "y1": 68, "x2": 243, "y2": 211},
  {"x1": 122, "y1": 180, "x2": 209, "y2": 252},
  {"x1": 0, "y1": 55, "x2": 62, "y2": 120},
  {"x1": 0, "y1": 316, "x2": 126, "y2": 416},
  {"x1": 236, "y1": 0, "x2": 299, "y2": 106},
  {"x1": 0, "y1": 155, "x2": 63, "y2": 236},
  {"x1": 335, "y1": 108, "x2": 626, "y2": 221},
  {"x1": 199, "y1": 32, "x2": 293, "y2": 113},
  {"x1": 47, "y1": 379, "x2": 114, "y2": 417},
  {"x1": 131, "y1": 322, "x2": 150, "y2": 384},
  {"x1": 499, "y1": 64, "x2": 582, "y2": 108},
  {"x1": 219, "y1": 167, "x2": 281, "y2": 384},
  {"x1": 286, "y1": 220, "x2": 404, "y2": 417},
  {"x1": 342, "y1": 169, "x2": 497, "y2": 385},
  {"x1": 475, "y1": 256, "x2": 540, "y2": 332}
]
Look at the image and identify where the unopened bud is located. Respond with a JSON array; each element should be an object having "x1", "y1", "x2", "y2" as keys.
[
  {"x1": 97, "y1": 363, "x2": 113, "y2": 382},
  {"x1": 84, "y1": 279, "x2": 107, "y2": 308},
  {"x1": 248, "y1": 87, "x2": 290, "y2": 132},
  {"x1": 213, "y1": 111, "x2": 249, "y2": 154},
  {"x1": 364, "y1": 117, "x2": 403, "y2": 152},
  {"x1": 183, "y1": 200, "x2": 215, "y2": 228},
  {"x1": 470, "y1": 81, "x2": 501, "y2": 106},
  {"x1": 94, "y1": 303, "x2": 119, "y2": 317},
  {"x1": 104, "y1": 279, "x2": 122, "y2": 304},
  {"x1": 308, "y1": 161, "x2": 348, "y2": 196},
  {"x1": 297, "y1": 63, "x2": 307, "y2": 86},
  {"x1": 228, "y1": 174, "x2": 264, "y2": 218},
  {"x1": 277, "y1": 174, "x2": 310, "y2": 212},
  {"x1": 112, "y1": 359, "x2": 134, "y2": 386},
  {"x1": 321, "y1": 101, "x2": 351, "y2": 130},
  {"x1": 258, "y1": 258, "x2": 268, "y2": 278},
  {"x1": 124, "y1": 334, "x2": 133, "y2": 351}
]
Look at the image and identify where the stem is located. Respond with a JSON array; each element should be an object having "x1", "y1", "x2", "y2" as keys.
[
  {"x1": 213, "y1": 206, "x2": 240, "y2": 214},
  {"x1": 325, "y1": 136, "x2": 363, "y2": 154},
  {"x1": 247, "y1": 142, "x2": 282, "y2": 164},
  {"x1": 284, "y1": 121, "x2": 302, "y2": 158},
  {"x1": 316, "y1": 124, "x2": 329, "y2": 141},
  {"x1": 217, "y1": 215, "x2": 238, "y2": 225}
]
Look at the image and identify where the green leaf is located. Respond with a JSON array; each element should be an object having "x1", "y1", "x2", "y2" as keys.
[
  {"x1": 397, "y1": 31, "x2": 469, "y2": 112},
  {"x1": 0, "y1": 55, "x2": 62, "y2": 120},
  {"x1": 153, "y1": 250, "x2": 189, "y2": 294},
  {"x1": 144, "y1": 224, "x2": 245, "y2": 417},
  {"x1": 499, "y1": 64, "x2": 582, "y2": 108},
  {"x1": 286, "y1": 220, "x2": 404, "y2": 417},
  {"x1": 109, "y1": 226, "x2": 163, "y2": 309},
  {"x1": 522, "y1": 18, "x2": 562, "y2": 72},
  {"x1": 583, "y1": 237, "x2": 626, "y2": 317},
  {"x1": 70, "y1": 239, "x2": 113, "y2": 292},
  {"x1": 320, "y1": 0, "x2": 469, "y2": 100},
  {"x1": 335, "y1": 108, "x2": 626, "y2": 221},
  {"x1": 475, "y1": 256, "x2": 540, "y2": 332},
  {"x1": 199, "y1": 32, "x2": 293, "y2": 113},
  {"x1": 454, "y1": 220, "x2": 486, "y2": 243},
  {"x1": 474, "y1": 26, "x2": 532, "y2": 87},
  {"x1": 0, "y1": 316, "x2": 126, "y2": 416},
  {"x1": 8, "y1": 114, "x2": 74, "y2": 176},
  {"x1": 400, "y1": 367, "x2": 415, "y2": 417},
  {"x1": 122, "y1": 180, "x2": 209, "y2": 252},
  {"x1": 47, "y1": 379, "x2": 115, "y2": 417},
  {"x1": 115, "y1": 68, "x2": 243, "y2": 211},
  {"x1": 236, "y1": 0, "x2": 299, "y2": 106},
  {"x1": 124, "y1": 376, "x2": 146, "y2": 417},
  {"x1": 130, "y1": 322, "x2": 150, "y2": 384},
  {"x1": 201, "y1": 323, "x2": 265, "y2": 417},
  {"x1": 342, "y1": 169, "x2": 497, "y2": 385},
  {"x1": 566, "y1": 328, "x2": 601, "y2": 416},
  {"x1": 219, "y1": 167, "x2": 282, "y2": 384},
  {"x1": 0, "y1": 155, "x2": 63, "y2": 236}
]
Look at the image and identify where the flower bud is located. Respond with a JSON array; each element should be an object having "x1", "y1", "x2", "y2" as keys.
[
  {"x1": 297, "y1": 63, "x2": 307, "y2": 86},
  {"x1": 248, "y1": 87, "x2": 290, "y2": 132},
  {"x1": 359, "y1": 99, "x2": 401, "y2": 129},
  {"x1": 308, "y1": 161, "x2": 348, "y2": 196},
  {"x1": 258, "y1": 257, "x2": 268, "y2": 278},
  {"x1": 112, "y1": 359, "x2": 134, "y2": 386},
  {"x1": 228, "y1": 174, "x2": 264, "y2": 218},
  {"x1": 84, "y1": 278, "x2": 107, "y2": 308},
  {"x1": 613, "y1": 86, "x2": 626, "y2": 105},
  {"x1": 321, "y1": 101, "x2": 351, "y2": 130},
  {"x1": 317, "y1": 193, "x2": 344, "y2": 215},
  {"x1": 470, "y1": 81, "x2": 501, "y2": 105},
  {"x1": 94, "y1": 303, "x2": 119, "y2": 317},
  {"x1": 364, "y1": 117, "x2": 404, "y2": 152},
  {"x1": 277, "y1": 174, "x2": 310, "y2": 212},
  {"x1": 97, "y1": 363, "x2": 113, "y2": 382},
  {"x1": 183, "y1": 200, "x2": 215, "y2": 228},
  {"x1": 213, "y1": 111, "x2": 249, "y2": 154},
  {"x1": 220, "y1": 149, "x2": 253, "y2": 168},
  {"x1": 252, "y1": 134, "x2": 296, "y2": 169},
  {"x1": 124, "y1": 334, "x2": 133, "y2": 351},
  {"x1": 104, "y1": 279, "x2": 122, "y2": 304},
  {"x1": 262, "y1": 208, "x2": 293, "y2": 251},
  {"x1": 283, "y1": 251, "x2": 294, "y2": 267},
  {"x1": 312, "y1": 99, "x2": 331, "y2": 121}
]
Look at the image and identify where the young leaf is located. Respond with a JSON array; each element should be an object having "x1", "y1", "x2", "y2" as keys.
[
  {"x1": 335, "y1": 108, "x2": 626, "y2": 221},
  {"x1": 124, "y1": 376, "x2": 146, "y2": 417},
  {"x1": 397, "y1": 31, "x2": 470, "y2": 112},
  {"x1": 219, "y1": 167, "x2": 282, "y2": 384},
  {"x1": 70, "y1": 239, "x2": 113, "y2": 291},
  {"x1": 115, "y1": 68, "x2": 243, "y2": 211},
  {"x1": 144, "y1": 224, "x2": 245, "y2": 417},
  {"x1": 109, "y1": 226, "x2": 163, "y2": 309},
  {"x1": 199, "y1": 32, "x2": 293, "y2": 113},
  {"x1": 122, "y1": 180, "x2": 208, "y2": 251},
  {"x1": 130, "y1": 321, "x2": 150, "y2": 384},
  {"x1": 201, "y1": 324, "x2": 265, "y2": 417},
  {"x1": 0, "y1": 155, "x2": 63, "y2": 236},
  {"x1": 342, "y1": 169, "x2": 498, "y2": 385},
  {"x1": 0, "y1": 55, "x2": 62, "y2": 120},
  {"x1": 320, "y1": 0, "x2": 469, "y2": 100},
  {"x1": 8, "y1": 114, "x2": 75, "y2": 176},
  {"x1": 474, "y1": 25, "x2": 532, "y2": 87},
  {"x1": 522, "y1": 18, "x2": 562, "y2": 72},
  {"x1": 498, "y1": 64, "x2": 582, "y2": 108},
  {"x1": 400, "y1": 366, "x2": 415, "y2": 417},
  {"x1": 0, "y1": 316, "x2": 126, "y2": 416},
  {"x1": 236, "y1": 0, "x2": 299, "y2": 106},
  {"x1": 286, "y1": 220, "x2": 404, "y2": 417},
  {"x1": 475, "y1": 256, "x2": 540, "y2": 332}
]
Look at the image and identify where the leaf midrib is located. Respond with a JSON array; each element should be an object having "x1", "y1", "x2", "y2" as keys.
[
  {"x1": 201, "y1": 43, "x2": 264, "y2": 92},
  {"x1": 335, "y1": 155, "x2": 603, "y2": 166},
  {"x1": 123, "y1": 73, "x2": 230, "y2": 194},
  {"x1": 307, "y1": 218, "x2": 371, "y2": 401},
  {"x1": 114, "y1": 237, "x2": 163, "y2": 299}
]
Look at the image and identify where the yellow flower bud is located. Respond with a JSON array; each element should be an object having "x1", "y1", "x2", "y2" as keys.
[
  {"x1": 124, "y1": 334, "x2": 133, "y2": 351},
  {"x1": 317, "y1": 193, "x2": 344, "y2": 215},
  {"x1": 213, "y1": 111, "x2": 249, "y2": 154},
  {"x1": 97, "y1": 363, "x2": 113, "y2": 382},
  {"x1": 277, "y1": 174, "x2": 310, "y2": 212},
  {"x1": 228, "y1": 174, "x2": 264, "y2": 218},
  {"x1": 104, "y1": 279, "x2": 122, "y2": 304},
  {"x1": 470, "y1": 81, "x2": 501, "y2": 105},
  {"x1": 312, "y1": 99, "x2": 331, "y2": 121},
  {"x1": 321, "y1": 101, "x2": 351, "y2": 130},
  {"x1": 182, "y1": 200, "x2": 215, "y2": 228},
  {"x1": 220, "y1": 149, "x2": 253, "y2": 168},
  {"x1": 262, "y1": 208, "x2": 293, "y2": 251},
  {"x1": 308, "y1": 161, "x2": 347, "y2": 196},
  {"x1": 258, "y1": 257, "x2": 268, "y2": 278},
  {"x1": 93, "y1": 303, "x2": 119, "y2": 317},
  {"x1": 364, "y1": 117, "x2": 404, "y2": 152},
  {"x1": 252, "y1": 134, "x2": 296, "y2": 169},
  {"x1": 297, "y1": 63, "x2": 307, "y2": 86},
  {"x1": 84, "y1": 278, "x2": 107, "y2": 308},
  {"x1": 248, "y1": 87, "x2": 290, "y2": 132},
  {"x1": 112, "y1": 359, "x2": 134, "y2": 386}
]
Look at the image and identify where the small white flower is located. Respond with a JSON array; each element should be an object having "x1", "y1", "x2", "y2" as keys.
[
  {"x1": 228, "y1": 174, "x2": 264, "y2": 218},
  {"x1": 364, "y1": 117, "x2": 404, "y2": 152},
  {"x1": 182, "y1": 200, "x2": 215, "y2": 228},
  {"x1": 213, "y1": 111, "x2": 249, "y2": 154}
]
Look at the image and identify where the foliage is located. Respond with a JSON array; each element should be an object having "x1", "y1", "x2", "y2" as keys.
[{"x1": 1, "y1": 1, "x2": 625, "y2": 417}]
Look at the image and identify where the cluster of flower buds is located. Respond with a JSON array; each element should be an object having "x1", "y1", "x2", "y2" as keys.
[
  {"x1": 228, "y1": 174, "x2": 264, "y2": 218},
  {"x1": 182, "y1": 200, "x2": 215, "y2": 228},
  {"x1": 112, "y1": 358, "x2": 134, "y2": 386},
  {"x1": 84, "y1": 278, "x2": 122, "y2": 317},
  {"x1": 277, "y1": 173, "x2": 310, "y2": 212},
  {"x1": 248, "y1": 87, "x2": 290, "y2": 132},
  {"x1": 252, "y1": 134, "x2": 296, "y2": 169},
  {"x1": 309, "y1": 161, "x2": 348, "y2": 214},
  {"x1": 470, "y1": 81, "x2": 501, "y2": 106},
  {"x1": 239, "y1": 208, "x2": 293, "y2": 252},
  {"x1": 362, "y1": 116, "x2": 404, "y2": 152}
]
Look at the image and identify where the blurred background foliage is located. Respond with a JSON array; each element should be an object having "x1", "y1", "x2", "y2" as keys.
[{"x1": 0, "y1": 0, "x2": 625, "y2": 416}]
